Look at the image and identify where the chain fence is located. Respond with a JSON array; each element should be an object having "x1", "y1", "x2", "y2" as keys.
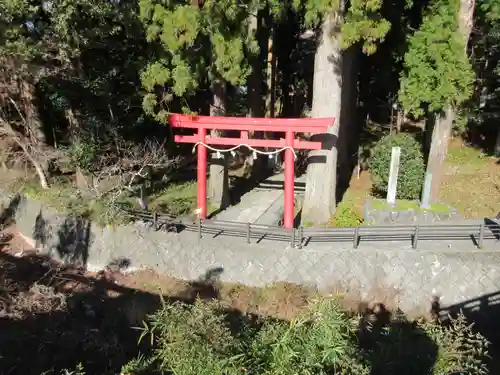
[{"x1": 120, "y1": 208, "x2": 500, "y2": 249}]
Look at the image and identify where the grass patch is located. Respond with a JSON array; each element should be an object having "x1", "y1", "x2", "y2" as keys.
[
  {"x1": 441, "y1": 140, "x2": 500, "y2": 218},
  {"x1": 148, "y1": 181, "x2": 198, "y2": 216},
  {"x1": 14, "y1": 177, "x2": 209, "y2": 226},
  {"x1": 148, "y1": 181, "x2": 218, "y2": 217},
  {"x1": 328, "y1": 202, "x2": 364, "y2": 227},
  {"x1": 370, "y1": 198, "x2": 452, "y2": 213},
  {"x1": 446, "y1": 144, "x2": 490, "y2": 167},
  {"x1": 21, "y1": 178, "x2": 135, "y2": 226}
]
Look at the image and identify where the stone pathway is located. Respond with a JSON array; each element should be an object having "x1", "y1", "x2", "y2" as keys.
[{"x1": 214, "y1": 173, "x2": 306, "y2": 225}]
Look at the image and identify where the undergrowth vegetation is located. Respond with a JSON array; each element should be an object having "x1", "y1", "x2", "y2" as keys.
[
  {"x1": 0, "y1": 248, "x2": 491, "y2": 375},
  {"x1": 118, "y1": 298, "x2": 488, "y2": 375},
  {"x1": 8, "y1": 176, "x2": 200, "y2": 226}
]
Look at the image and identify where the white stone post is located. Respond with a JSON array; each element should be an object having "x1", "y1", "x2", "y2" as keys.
[{"x1": 386, "y1": 147, "x2": 401, "y2": 205}]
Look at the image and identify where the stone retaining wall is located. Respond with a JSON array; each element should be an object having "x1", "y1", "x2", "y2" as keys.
[{"x1": 2, "y1": 192, "x2": 500, "y2": 316}]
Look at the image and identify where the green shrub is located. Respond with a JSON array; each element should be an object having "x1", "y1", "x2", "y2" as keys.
[
  {"x1": 66, "y1": 138, "x2": 100, "y2": 172},
  {"x1": 136, "y1": 298, "x2": 367, "y2": 375},
  {"x1": 248, "y1": 298, "x2": 368, "y2": 375},
  {"x1": 330, "y1": 205, "x2": 364, "y2": 227},
  {"x1": 363, "y1": 314, "x2": 489, "y2": 375},
  {"x1": 132, "y1": 298, "x2": 489, "y2": 375},
  {"x1": 368, "y1": 133, "x2": 425, "y2": 200},
  {"x1": 138, "y1": 299, "x2": 247, "y2": 375}
]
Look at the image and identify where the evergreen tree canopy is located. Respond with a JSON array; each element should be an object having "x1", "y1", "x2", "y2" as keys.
[
  {"x1": 398, "y1": 0, "x2": 475, "y2": 117},
  {"x1": 291, "y1": 0, "x2": 390, "y2": 54},
  {"x1": 139, "y1": 0, "x2": 260, "y2": 121}
]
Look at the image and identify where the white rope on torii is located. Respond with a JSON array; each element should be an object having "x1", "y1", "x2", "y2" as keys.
[{"x1": 191, "y1": 142, "x2": 298, "y2": 160}]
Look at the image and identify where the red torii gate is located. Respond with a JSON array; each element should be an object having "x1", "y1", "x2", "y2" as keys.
[{"x1": 168, "y1": 114, "x2": 334, "y2": 229}]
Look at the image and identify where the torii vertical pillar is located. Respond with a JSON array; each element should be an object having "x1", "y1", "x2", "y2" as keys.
[
  {"x1": 284, "y1": 130, "x2": 295, "y2": 229},
  {"x1": 197, "y1": 127, "x2": 207, "y2": 219}
]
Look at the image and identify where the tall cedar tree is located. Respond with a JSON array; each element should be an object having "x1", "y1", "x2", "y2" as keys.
[
  {"x1": 399, "y1": 0, "x2": 475, "y2": 202},
  {"x1": 298, "y1": 0, "x2": 390, "y2": 224}
]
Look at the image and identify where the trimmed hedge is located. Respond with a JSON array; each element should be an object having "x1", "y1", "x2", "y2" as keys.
[{"x1": 368, "y1": 133, "x2": 425, "y2": 200}]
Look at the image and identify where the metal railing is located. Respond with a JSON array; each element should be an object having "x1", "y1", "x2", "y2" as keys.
[{"x1": 120, "y1": 209, "x2": 500, "y2": 249}]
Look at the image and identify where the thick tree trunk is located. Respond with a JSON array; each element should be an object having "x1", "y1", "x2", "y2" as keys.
[
  {"x1": 427, "y1": 106, "x2": 455, "y2": 202},
  {"x1": 302, "y1": 13, "x2": 343, "y2": 225},
  {"x1": 247, "y1": 10, "x2": 269, "y2": 180},
  {"x1": 248, "y1": 12, "x2": 265, "y2": 118},
  {"x1": 20, "y1": 81, "x2": 47, "y2": 145},
  {"x1": 425, "y1": 0, "x2": 474, "y2": 203},
  {"x1": 265, "y1": 27, "x2": 277, "y2": 118},
  {"x1": 208, "y1": 82, "x2": 230, "y2": 210},
  {"x1": 338, "y1": 46, "x2": 358, "y2": 190}
]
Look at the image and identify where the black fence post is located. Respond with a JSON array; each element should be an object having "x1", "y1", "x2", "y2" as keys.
[
  {"x1": 412, "y1": 225, "x2": 419, "y2": 249},
  {"x1": 246, "y1": 222, "x2": 251, "y2": 244},
  {"x1": 353, "y1": 226, "x2": 360, "y2": 249},
  {"x1": 153, "y1": 211, "x2": 158, "y2": 231},
  {"x1": 298, "y1": 227, "x2": 303, "y2": 249},
  {"x1": 478, "y1": 223, "x2": 485, "y2": 249},
  {"x1": 197, "y1": 217, "x2": 202, "y2": 240}
]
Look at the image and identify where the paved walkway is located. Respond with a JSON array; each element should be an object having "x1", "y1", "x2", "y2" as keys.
[{"x1": 214, "y1": 173, "x2": 306, "y2": 225}]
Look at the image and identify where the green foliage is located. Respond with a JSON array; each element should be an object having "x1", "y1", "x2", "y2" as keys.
[
  {"x1": 330, "y1": 204, "x2": 364, "y2": 227},
  {"x1": 342, "y1": 0, "x2": 391, "y2": 54},
  {"x1": 133, "y1": 297, "x2": 489, "y2": 375},
  {"x1": 363, "y1": 314, "x2": 489, "y2": 375},
  {"x1": 368, "y1": 133, "x2": 425, "y2": 200},
  {"x1": 138, "y1": 0, "x2": 257, "y2": 122},
  {"x1": 120, "y1": 354, "x2": 157, "y2": 375},
  {"x1": 66, "y1": 139, "x2": 100, "y2": 172},
  {"x1": 140, "y1": 299, "x2": 246, "y2": 375},
  {"x1": 248, "y1": 298, "x2": 368, "y2": 374},
  {"x1": 423, "y1": 315, "x2": 489, "y2": 374},
  {"x1": 292, "y1": 0, "x2": 390, "y2": 55},
  {"x1": 294, "y1": 0, "x2": 341, "y2": 26},
  {"x1": 139, "y1": 297, "x2": 369, "y2": 375},
  {"x1": 399, "y1": 0, "x2": 474, "y2": 116},
  {"x1": 480, "y1": 0, "x2": 500, "y2": 22}
]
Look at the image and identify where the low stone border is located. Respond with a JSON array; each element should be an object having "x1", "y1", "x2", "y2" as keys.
[{"x1": 364, "y1": 199, "x2": 462, "y2": 225}]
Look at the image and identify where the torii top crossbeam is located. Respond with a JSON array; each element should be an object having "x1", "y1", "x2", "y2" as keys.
[{"x1": 168, "y1": 113, "x2": 335, "y2": 229}]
